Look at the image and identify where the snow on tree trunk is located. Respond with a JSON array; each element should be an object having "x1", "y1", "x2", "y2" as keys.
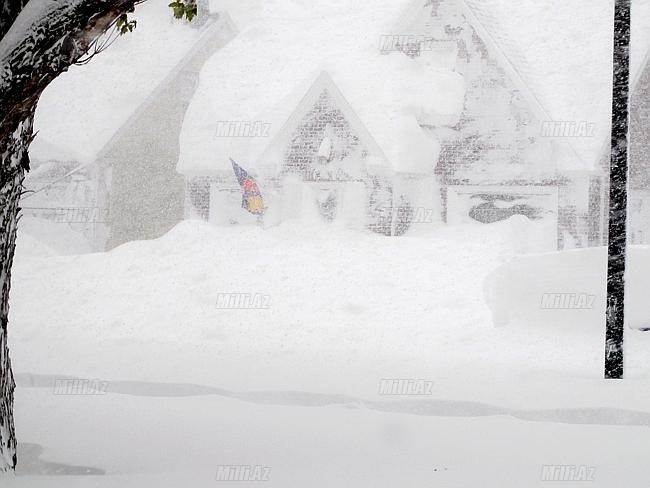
[
  {"x1": 0, "y1": 113, "x2": 32, "y2": 472},
  {"x1": 604, "y1": 0, "x2": 631, "y2": 379},
  {"x1": 0, "y1": 0, "x2": 143, "y2": 470}
]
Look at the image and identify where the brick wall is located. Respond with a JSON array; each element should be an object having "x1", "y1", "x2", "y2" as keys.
[
  {"x1": 283, "y1": 89, "x2": 363, "y2": 180},
  {"x1": 186, "y1": 175, "x2": 226, "y2": 220}
]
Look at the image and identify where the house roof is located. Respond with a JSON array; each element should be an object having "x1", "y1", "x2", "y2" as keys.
[
  {"x1": 94, "y1": 14, "x2": 237, "y2": 163},
  {"x1": 390, "y1": 0, "x2": 650, "y2": 173},
  {"x1": 460, "y1": 0, "x2": 650, "y2": 169},
  {"x1": 180, "y1": 0, "x2": 650, "y2": 179},
  {"x1": 177, "y1": 0, "x2": 465, "y2": 177},
  {"x1": 30, "y1": 1, "x2": 217, "y2": 164}
]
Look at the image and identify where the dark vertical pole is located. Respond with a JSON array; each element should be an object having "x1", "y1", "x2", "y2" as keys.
[{"x1": 605, "y1": 0, "x2": 631, "y2": 379}]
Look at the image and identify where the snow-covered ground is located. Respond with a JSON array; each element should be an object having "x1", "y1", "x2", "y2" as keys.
[
  {"x1": 6, "y1": 0, "x2": 650, "y2": 485},
  {"x1": 7, "y1": 388, "x2": 650, "y2": 488},
  {"x1": 6, "y1": 217, "x2": 650, "y2": 486}
]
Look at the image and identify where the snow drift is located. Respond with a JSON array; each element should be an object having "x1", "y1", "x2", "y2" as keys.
[{"x1": 484, "y1": 246, "x2": 650, "y2": 329}]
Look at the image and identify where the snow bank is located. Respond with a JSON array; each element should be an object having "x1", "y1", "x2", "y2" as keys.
[
  {"x1": 12, "y1": 215, "x2": 650, "y2": 403},
  {"x1": 484, "y1": 246, "x2": 650, "y2": 330},
  {"x1": 14, "y1": 231, "x2": 58, "y2": 259},
  {"x1": 9, "y1": 219, "x2": 517, "y2": 391}
]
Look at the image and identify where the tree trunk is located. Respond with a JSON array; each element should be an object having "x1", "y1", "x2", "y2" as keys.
[
  {"x1": 0, "y1": 113, "x2": 32, "y2": 472},
  {"x1": 604, "y1": 0, "x2": 631, "y2": 379},
  {"x1": 0, "y1": 0, "x2": 144, "y2": 470}
]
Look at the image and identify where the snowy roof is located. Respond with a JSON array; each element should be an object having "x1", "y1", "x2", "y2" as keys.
[
  {"x1": 460, "y1": 0, "x2": 650, "y2": 168},
  {"x1": 177, "y1": 0, "x2": 465, "y2": 177},
  {"x1": 30, "y1": 1, "x2": 216, "y2": 164},
  {"x1": 387, "y1": 0, "x2": 650, "y2": 171}
]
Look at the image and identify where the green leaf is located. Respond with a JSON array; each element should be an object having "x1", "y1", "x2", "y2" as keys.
[{"x1": 168, "y1": 1, "x2": 197, "y2": 21}]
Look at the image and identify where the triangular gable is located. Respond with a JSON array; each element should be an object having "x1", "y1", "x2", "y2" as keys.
[
  {"x1": 458, "y1": 1, "x2": 547, "y2": 120},
  {"x1": 255, "y1": 71, "x2": 392, "y2": 174},
  {"x1": 459, "y1": 0, "x2": 601, "y2": 174},
  {"x1": 463, "y1": 2, "x2": 604, "y2": 175},
  {"x1": 463, "y1": 0, "x2": 650, "y2": 172},
  {"x1": 387, "y1": 0, "x2": 550, "y2": 123},
  {"x1": 387, "y1": 0, "x2": 616, "y2": 173}
]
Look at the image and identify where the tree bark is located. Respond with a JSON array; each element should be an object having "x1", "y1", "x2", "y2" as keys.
[
  {"x1": 0, "y1": 113, "x2": 32, "y2": 472},
  {"x1": 0, "y1": 0, "x2": 140, "y2": 470}
]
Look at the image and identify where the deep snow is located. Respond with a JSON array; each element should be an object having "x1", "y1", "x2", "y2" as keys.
[
  {"x1": 6, "y1": 217, "x2": 650, "y2": 486},
  {"x1": 6, "y1": 0, "x2": 650, "y2": 484}
]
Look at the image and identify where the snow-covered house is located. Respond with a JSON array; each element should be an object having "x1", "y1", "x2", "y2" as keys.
[
  {"x1": 26, "y1": 0, "x2": 650, "y2": 251},
  {"x1": 178, "y1": 0, "x2": 463, "y2": 235},
  {"x1": 399, "y1": 0, "x2": 650, "y2": 249},
  {"x1": 95, "y1": 11, "x2": 237, "y2": 249},
  {"x1": 25, "y1": 1, "x2": 238, "y2": 250},
  {"x1": 179, "y1": 0, "x2": 650, "y2": 248}
]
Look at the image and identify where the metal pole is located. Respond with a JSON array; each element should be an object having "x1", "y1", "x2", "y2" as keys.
[{"x1": 604, "y1": 0, "x2": 631, "y2": 379}]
